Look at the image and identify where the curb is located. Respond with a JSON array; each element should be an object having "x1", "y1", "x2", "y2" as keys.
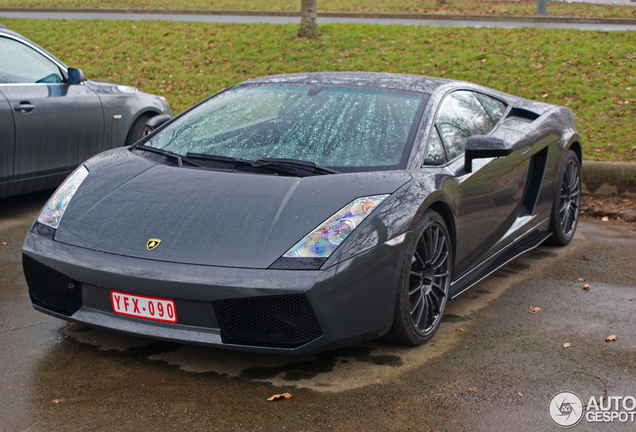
[
  {"x1": 582, "y1": 161, "x2": 636, "y2": 197},
  {"x1": 1, "y1": 8, "x2": 636, "y2": 26}
]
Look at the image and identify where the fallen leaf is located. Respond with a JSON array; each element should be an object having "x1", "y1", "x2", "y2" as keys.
[
  {"x1": 574, "y1": 277, "x2": 585, "y2": 282},
  {"x1": 563, "y1": 342, "x2": 572, "y2": 348},
  {"x1": 582, "y1": 284, "x2": 591, "y2": 290},
  {"x1": 529, "y1": 306, "x2": 541, "y2": 314},
  {"x1": 467, "y1": 387, "x2": 477, "y2": 392},
  {"x1": 605, "y1": 335, "x2": 618, "y2": 342},
  {"x1": 518, "y1": 392, "x2": 523, "y2": 397},
  {"x1": 580, "y1": 256, "x2": 590, "y2": 261},
  {"x1": 601, "y1": 216, "x2": 609, "y2": 221},
  {"x1": 50, "y1": 399, "x2": 62, "y2": 403},
  {"x1": 267, "y1": 393, "x2": 292, "y2": 401},
  {"x1": 455, "y1": 327, "x2": 464, "y2": 332}
]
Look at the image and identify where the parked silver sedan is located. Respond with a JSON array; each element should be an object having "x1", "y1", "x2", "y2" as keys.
[{"x1": 0, "y1": 24, "x2": 172, "y2": 198}]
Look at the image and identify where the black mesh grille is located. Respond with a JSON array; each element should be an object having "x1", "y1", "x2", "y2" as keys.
[
  {"x1": 23, "y1": 254, "x2": 82, "y2": 316},
  {"x1": 213, "y1": 294, "x2": 322, "y2": 348},
  {"x1": 523, "y1": 147, "x2": 549, "y2": 215}
]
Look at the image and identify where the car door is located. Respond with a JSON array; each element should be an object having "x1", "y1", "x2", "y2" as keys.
[
  {"x1": 0, "y1": 34, "x2": 103, "y2": 185},
  {"x1": 0, "y1": 91, "x2": 15, "y2": 194},
  {"x1": 430, "y1": 90, "x2": 528, "y2": 278}
]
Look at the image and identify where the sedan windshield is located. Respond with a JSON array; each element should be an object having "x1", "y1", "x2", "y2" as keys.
[{"x1": 144, "y1": 85, "x2": 427, "y2": 171}]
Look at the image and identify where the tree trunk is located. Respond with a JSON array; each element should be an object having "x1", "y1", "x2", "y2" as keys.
[{"x1": 298, "y1": 0, "x2": 318, "y2": 38}]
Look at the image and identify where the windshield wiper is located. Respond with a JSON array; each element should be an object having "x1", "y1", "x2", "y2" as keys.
[
  {"x1": 253, "y1": 158, "x2": 339, "y2": 175},
  {"x1": 136, "y1": 145, "x2": 206, "y2": 168},
  {"x1": 185, "y1": 153, "x2": 254, "y2": 166}
]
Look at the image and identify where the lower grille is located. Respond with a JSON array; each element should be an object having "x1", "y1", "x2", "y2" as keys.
[
  {"x1": 213, "y1": 294, "x2": 322, "y2": 348},
  {"x1": 23, "y1": 254, "x2": 82, "y2": 316}
]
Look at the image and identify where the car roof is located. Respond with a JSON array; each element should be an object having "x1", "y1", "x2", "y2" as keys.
[{"x1": 239, "y1": 72, "x2": 453, "y2": 94}]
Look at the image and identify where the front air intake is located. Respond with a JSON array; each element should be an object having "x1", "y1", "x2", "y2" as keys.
[
  {"x1": 23, "y1": 254, "x2": 82, "y2": 316},
  {"x1": 213, "y1": 294, "x2": 322, "y2": 348}
]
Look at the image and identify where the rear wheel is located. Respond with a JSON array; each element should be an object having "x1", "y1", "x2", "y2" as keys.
[
  {"x1": 389, "y1": 210, "x2": 452, "y2": 346},
  {"x1": 547, "y1": 150, "x2": 581, "y2": 246},
  {"x1": 125, "y1": 113, "x2": 154, "y2": 146}
]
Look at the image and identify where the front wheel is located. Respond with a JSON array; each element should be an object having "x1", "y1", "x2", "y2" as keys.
[
  {"x1": 547, "y1": 150, "x2": 581, "y2": 246},
  {"x1": 389, "y1": 210, "x2": 452, "y2": 346},
  {"x1": 125, "y1": 113, "x2": 154, "y2": 146}
]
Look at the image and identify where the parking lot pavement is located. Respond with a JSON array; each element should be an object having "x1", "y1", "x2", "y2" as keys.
[{"x1": 1, "y1": 191, "x2": 635, "y2": 431}]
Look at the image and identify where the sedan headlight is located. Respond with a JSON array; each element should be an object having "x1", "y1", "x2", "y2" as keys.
[
  {"x1": 283, "y1": 195, "x2": 389, "y2": 258},
  {"x1": 37, "y1": 166, "x2": 89, "y2": 229}
]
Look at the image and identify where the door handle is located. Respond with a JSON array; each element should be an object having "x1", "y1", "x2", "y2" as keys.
[{"x1": 14, "y1": 102, "x2": 36, "y2": 113}]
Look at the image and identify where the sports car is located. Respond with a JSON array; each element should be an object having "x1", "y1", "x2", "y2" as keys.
[
  {"x1": 0, "y1": 24, "x2": 172, "y2": 198},
  {"x1": 22, "y1": 72, "x2": 582, "y2": 354}
]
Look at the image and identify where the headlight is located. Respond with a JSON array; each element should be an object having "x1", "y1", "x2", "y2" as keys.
[
  {"x1": 283, "y1": 195, "x2": 389, "y2": 258},
  {"x1": 37, "y1": 165, "x2": 89, "y2": 229}
]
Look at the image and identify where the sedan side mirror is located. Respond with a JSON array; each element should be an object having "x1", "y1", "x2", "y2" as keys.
[
  {"x1": 67, "y1": 68, "x2": 85, "y2": 84},
  {"x1": 464, "y1": 136, "x2": 512, "y2": 173}
]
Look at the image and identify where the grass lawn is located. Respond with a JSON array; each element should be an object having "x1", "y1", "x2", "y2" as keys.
[
  {"x1": 0, "y1": 0, "x2": 636, "y2": 19},
  {"x1": 3, "y1": 18, "x2": 635, "y2": 162}
]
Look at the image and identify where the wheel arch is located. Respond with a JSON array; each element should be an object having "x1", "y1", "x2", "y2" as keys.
[
  {"x1": 124, "y1": 111, "x2": 162, "y2": 146},
  {"x1": 425, "y1": 200, "x2": 457, "y2": 270},
  {"x1": 567, "y1": 140, "x2": 583, "y2": 164}
]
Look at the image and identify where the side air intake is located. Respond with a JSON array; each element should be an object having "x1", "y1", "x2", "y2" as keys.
[
  {"x1": 522, "y1": 147, "x2": 549, "y2": 216},
  {"x1": 507, "y1": 107, "x2": 540, "y2": 123}
]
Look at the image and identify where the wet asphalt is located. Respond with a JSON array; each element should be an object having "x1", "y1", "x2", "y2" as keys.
[{"x1": 1, "y1": 190, "x2": 635, "y2": 431}]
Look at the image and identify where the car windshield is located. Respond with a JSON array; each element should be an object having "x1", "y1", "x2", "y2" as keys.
[{"x1": 144, "y1": 85, "x2": 427, "y2": 171}]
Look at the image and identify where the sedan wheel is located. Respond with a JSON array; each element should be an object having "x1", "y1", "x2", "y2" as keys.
[
  {"x1": 390, "y1": 210, "x2": 452, "y2": 346},
  {"x1": 548, "y1": 150, "x2": 581, "y2": 246},
  {"x1": 125, "y1": 113, "x2": 154, "y2": 146}
]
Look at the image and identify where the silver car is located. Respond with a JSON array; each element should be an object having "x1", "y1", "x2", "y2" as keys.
[{"x1": 0, "y1": 24, "x2": 172, "y2": 198}]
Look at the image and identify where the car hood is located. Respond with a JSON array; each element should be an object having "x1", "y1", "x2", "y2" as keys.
[
  {"x1": 55, "y1": 149, "x2": 411, "y2": 269},
  {"x1": 85, "y1": 80, "x2": 147, "y2": 96}
]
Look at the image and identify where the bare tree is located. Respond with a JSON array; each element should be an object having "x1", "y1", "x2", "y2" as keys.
[{"x1": 298, "y1": 0, "x2": 318, "y2": 38}]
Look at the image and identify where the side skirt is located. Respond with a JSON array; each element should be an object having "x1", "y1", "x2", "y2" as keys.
[{"x1": 449, "y1": 219, "x2": 551, "y2": 299}]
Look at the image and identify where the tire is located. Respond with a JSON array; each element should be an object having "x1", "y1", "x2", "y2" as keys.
[
  {"x1": 124, "y1": 113, "x2": 154, "y2": 146},
  {"x1": 389, "y1": 210, "x2": 452, "y2": 346},
  {"x1": 547, "y1": 150, "x2": 581, "y2": 246}
]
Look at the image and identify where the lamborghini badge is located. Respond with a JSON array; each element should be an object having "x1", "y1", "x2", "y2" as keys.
[{"x1": 147, "y1": 239, "x2": 161, "y2": 251}]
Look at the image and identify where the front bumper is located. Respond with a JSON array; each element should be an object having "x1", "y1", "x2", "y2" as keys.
[{"x1": 22, "y1": 231, "x2": 406, "y2": 355}]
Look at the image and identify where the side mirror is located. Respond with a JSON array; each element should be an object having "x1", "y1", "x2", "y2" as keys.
[
  {"x1": 145, "y1": 114, "x2": 172, "y2": 134},
  {"x1": 464, "y1": 136, "x2": 512, "y2": 173},
  {"x1": 67, "y1": 68, "x2": 85, "y2": 84}
]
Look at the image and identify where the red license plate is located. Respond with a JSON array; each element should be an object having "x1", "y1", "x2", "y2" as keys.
[{"x1": 111, "y1": 291, "x2": 177, "y2": 323}]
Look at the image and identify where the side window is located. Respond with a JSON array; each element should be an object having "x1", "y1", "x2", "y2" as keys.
[
  {"x1": 424, "y1": 128, "x2": 446, "y2": 166},
  {"x1": 435, "y1": 90, "x2": 506, "y2": 160},
  {"x1": 0, "y1": 37, "x2": 63, "y2": 84},
  {"x1": 474, "y1": 93, "x2": 506, "y2": 125}
]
